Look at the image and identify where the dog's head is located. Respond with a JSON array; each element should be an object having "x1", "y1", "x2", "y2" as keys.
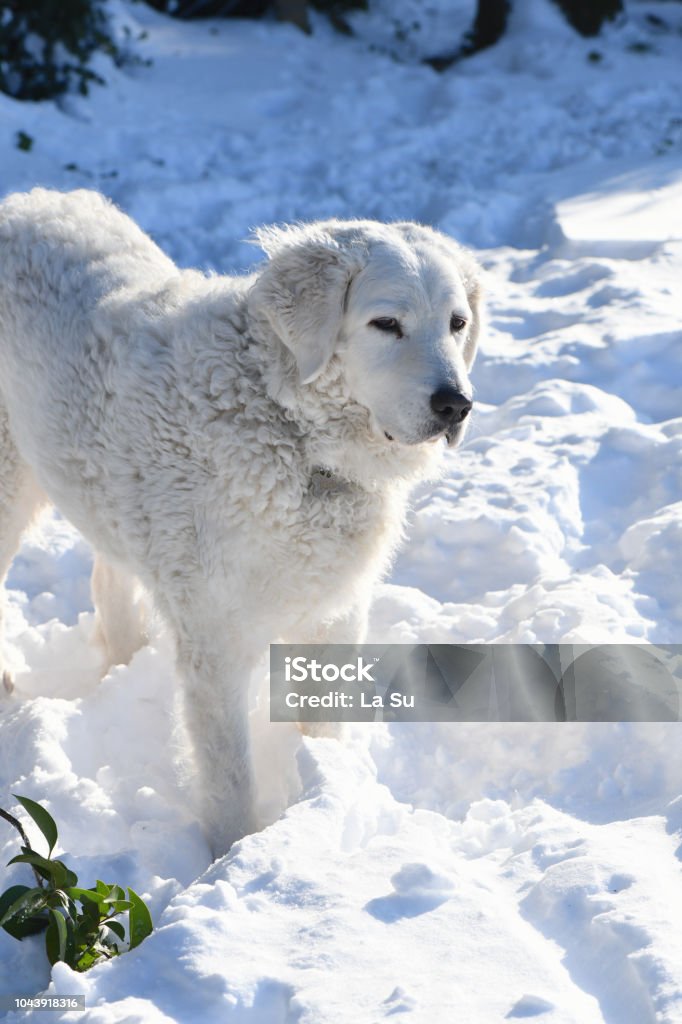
[{"x1": 249, "y1": 219, "x2": 482, "y2": 450}]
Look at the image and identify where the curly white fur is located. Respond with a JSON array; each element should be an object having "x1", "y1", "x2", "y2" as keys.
[{"x1": 0, "y1": 189, "x2": 482, "y2": 856}]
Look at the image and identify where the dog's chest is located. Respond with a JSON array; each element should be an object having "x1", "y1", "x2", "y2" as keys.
[
  {"x1": 301, "y1": 468, "x2": 393, "y2": 545},
  {"x1": 258, "y1": 470, "x2": 403, "y2": 608}
]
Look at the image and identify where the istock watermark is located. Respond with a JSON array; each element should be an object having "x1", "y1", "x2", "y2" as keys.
[
  {"x1": 284, "y1": 655, "x2": 376, "y2": 684},
  {"x1": 270, "y1": 644, "x2": 682, "y2": 723}
]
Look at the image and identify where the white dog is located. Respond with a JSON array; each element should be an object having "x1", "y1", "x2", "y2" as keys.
[{"x1": 0, "y1": 190, "x2": 481, "y2": 856}]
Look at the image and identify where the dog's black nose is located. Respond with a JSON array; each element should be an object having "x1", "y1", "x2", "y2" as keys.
[{"x1": 430, "y1": 386, "x2": 472, "y2": 424}]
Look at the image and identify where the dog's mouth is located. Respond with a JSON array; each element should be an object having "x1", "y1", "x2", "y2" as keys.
[
  {"x1": 380, "y1": 416, "x2": 466, "y2": 448},
  {"x1": 383, "y1": 428, "x2": 448, "y2": 447}
]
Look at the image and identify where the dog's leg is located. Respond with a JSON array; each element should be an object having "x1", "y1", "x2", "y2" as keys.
[
  {"x1": 171, "y1": 607, "x2": 258, "y2": 859},
  {"x1": 91, "y1": 554, "x2": 149, "y2": 674},
  {"x1": 295, "y1": 601, "x2": 369, "y2": 738},
  {"x1": 0, "y1": 408, "x2": 45, "y2": 692}
]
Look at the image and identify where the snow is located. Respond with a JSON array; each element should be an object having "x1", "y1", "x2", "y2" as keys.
[
  {"x1": 552, "y1": 153, "x2": 682, "y2": 256},
  {"x1": 1, "y1": 1, "x2": 682, "y2": 1021}
]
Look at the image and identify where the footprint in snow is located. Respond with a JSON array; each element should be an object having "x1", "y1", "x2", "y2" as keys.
[
  {"x1": 506, "y1": 993, "x2": 555, "y2": 1018},
  {"x1": 532, "y1": 837, "x2": 585, "y2": 869},
  {"x1": 607, "y1": 872, "x2": 634, "y2": 894},
  {"x1": 533, "y1": 261, "x2": 613, "y2": 298},
  {"x1": 365, "y1": 862, "x2": 455, "y2": 923},
  {"x1": 382, "y1": 986, "x2": 417, "y2": 1016}
]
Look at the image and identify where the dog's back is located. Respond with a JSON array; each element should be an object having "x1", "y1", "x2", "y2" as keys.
[
  {"x1": 0, "y1": 189, "x2": 175, "y2": 296},
  {"x1": 0, "y1": 188, "x2": 177, "y2": 366},
  {"x1": 0, "y1": 189, "x2": 178, "y2": 479}
]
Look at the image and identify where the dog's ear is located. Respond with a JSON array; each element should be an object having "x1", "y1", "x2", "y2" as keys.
[
  {"x1": 250, "y1": 226, "x2": 363, "y2": 385},
  {"x1": 463, "y1": 275, "x2": 484, "y2": 371}
]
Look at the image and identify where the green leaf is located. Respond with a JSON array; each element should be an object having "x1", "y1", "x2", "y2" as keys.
[
  {"x1": 75, "y1": 949, "x2": 99, "y2": 972},
  {"x1": 126, "y1": 888, "x2": 152, "y2": 950},
  {"x1": 81, "y1": 904, "x2": 104, "y2": 933},
  {"x1": 0, "y1": 885, "x2": 47, "y2": 929},
  {"x1": 65, "y1": 895, "x2": 80, "y2": 921},
  {"x1": 46, "y1": 889, "x2": 70, "y2": 912},
  {"x1": 75, "y1": 895, "x2": 103, "y2": 923},
  {"x1": 64, "y1": 867, "x2": 79, "y2": 888},
  {"x1": 13, "y1": 795, "x2": 58, "y2": 856},
  {"x1": 66, "y1": 886, "x2": 102, "y2": 908},
  {"x1": 5, "y1": 913, "x2": 49, "y2": 939},
  {"x1": 74, "y1": 917, "x2": 100, "y2": 949},
  {"x1": 0, "y1": 883, "x2": 48, "y2": 938},
  {"x1": 8, "y1": 853, "x2": 68, "y2": 889},
  {"x1": 45, "y1": 909, "x2": 68, "y2": 965},
  {"x1": 109, "y1": 899, "x2": 133, "y2": 914},
  {"x1": 7, "y1": 854, "x2": 51, "y2": 884},
  {"x1": 101, "y1": 884, "x2": 125, "y2": 903},
  {"x1": 0, "y1": 885, "x2": 31, "y2": 924},
  {"x1": 104, "y1": 919, "x2": 125, "y2": 942}
]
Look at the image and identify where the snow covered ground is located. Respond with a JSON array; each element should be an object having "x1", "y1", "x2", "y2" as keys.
[{"x1": 1, "y1": 1, "x2": 681, "y2": 1020}]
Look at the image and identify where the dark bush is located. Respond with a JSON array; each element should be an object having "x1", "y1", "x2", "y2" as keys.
[
  {"x1": 0, "y1": 0, "x2": 117, "y2": 101},
  {"x1": 143, "y1": 0, "x2": 366, "y2": 25},
  {"x1": 552, "y1": 0, "x2": 623, "y2": 36},
  {"x1": 461, "y1": 0, "x2": 625, "y2": 55},
  {"x1": 143, "y1": 1, "x2": 269, "y2": 15},
  {"x1": 428, "y1": 0, "x2": 625, "y2": 69}
]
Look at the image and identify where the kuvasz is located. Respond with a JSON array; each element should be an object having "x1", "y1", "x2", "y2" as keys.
[{"x1": 0, "y1": 190, "x2": 482, "y2": 856}]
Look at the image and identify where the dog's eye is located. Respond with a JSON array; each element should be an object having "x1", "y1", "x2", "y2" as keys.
[
  {"x1": 450, "y1": 315, "x2": 467, "y2": 334},
  {"x1": 369, "y1": 317, "x2": 403, "y2": 338}
]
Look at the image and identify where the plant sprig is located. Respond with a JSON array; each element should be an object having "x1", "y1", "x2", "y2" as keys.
[{"x1": 0, "y1": 795, "x2": 152, "y2": 971}]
